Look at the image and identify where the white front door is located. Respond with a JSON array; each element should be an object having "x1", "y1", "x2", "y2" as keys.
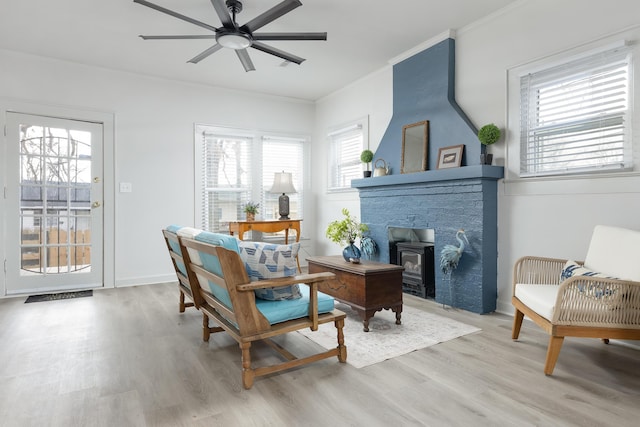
[{"x1": 4, "y1": 112, "x2": 103, "y2": 294}]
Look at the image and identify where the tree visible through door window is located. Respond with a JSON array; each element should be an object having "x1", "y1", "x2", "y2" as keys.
[{"x1": 19, "y1": 125, "x2": 92, "y2": 274}]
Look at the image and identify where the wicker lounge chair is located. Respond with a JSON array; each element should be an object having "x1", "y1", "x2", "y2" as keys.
[{"x1": 511, "y1": 225, "x2": 640, "y2": 375}]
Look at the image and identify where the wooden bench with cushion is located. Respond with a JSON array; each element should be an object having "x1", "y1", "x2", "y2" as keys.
[
  {"x1": 162, "y1": 225, "x2": 196, "y2": 313},
  {"x1": 164, "y1": 226, "x2": 347, "y2": 389},
  {"x1": 512, "y1": 225, "x2": 640, "y2": 375}
]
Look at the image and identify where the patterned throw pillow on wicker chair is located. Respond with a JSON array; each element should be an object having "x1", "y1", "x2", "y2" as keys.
[{"x1": 560, "y1": 260, "x2": 621, "y2": 304}]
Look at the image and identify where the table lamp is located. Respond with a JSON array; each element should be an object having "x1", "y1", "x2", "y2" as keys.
[{"x1": 269, "y1": 171, "x2": 297, "y2": 220}]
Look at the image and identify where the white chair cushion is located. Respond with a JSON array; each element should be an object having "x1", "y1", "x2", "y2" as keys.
[
  {"x1": 514, "y1": 284, "x2": 559, "y2": 321},
  {"x1": 176, "y1": 227, "x2": 204, "y2": 266},
  {"x1": 584, "y1": 225, "x2": 640, "y2": 282}
]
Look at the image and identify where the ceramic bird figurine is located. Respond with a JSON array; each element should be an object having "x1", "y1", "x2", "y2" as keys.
[{"x1": 440, "y1": 229, "x2": 469, "y2": 274}]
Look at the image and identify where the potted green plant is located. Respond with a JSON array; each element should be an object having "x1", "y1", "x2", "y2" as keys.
[
  {"x1": 243, "y1": 201, "x2": 259, "y2": 221},
  {"x1": 326, "y1": 208, "x2": 371, "y2": 262},
  {"x1": 478, "y1": 123, "x2": 501, "y2": 165},
  {"x1": 360, "y1": 149, "x2": 374, "y2": 178}
]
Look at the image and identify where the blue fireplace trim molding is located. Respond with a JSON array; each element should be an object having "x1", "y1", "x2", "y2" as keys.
[
  {"x1": 352, "y1": 165, "x2": 503, "y2": 189},
  {"x1": 353, "y1": 165, "x2": 503, "y2": 314}
]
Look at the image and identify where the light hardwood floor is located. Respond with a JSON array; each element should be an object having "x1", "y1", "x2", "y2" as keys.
[{"x1": 0, "y1": 282, "x2": 638, "y2": 427}]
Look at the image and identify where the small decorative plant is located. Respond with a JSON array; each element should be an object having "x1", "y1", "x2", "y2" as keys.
[
  {"x1": 243, "y1": 201, "x2": 260, "y2": 215},
  {"x1": 360, "y1": 149, "x2": 374, "y2": 177},
  {"x1": 478, "y1": 123, "x2": 501, "y2": 146},
  {"x1": 360, "y1": 149, "x2": 374, "y2": 167},
  {"x1": 326, "y1": 208, "x2": 369, "y2": 246}
]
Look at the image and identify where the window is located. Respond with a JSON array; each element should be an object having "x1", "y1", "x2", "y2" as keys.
[
  {"x1": 328, "y1": 117, "x2": 368, "y2": 191},
  {"x1": 199, "y1": 130, "x2": 253, "y2": 232},
  {"x1": 520, "y1": 44, "x2": 632, "y2": 177},
  {"x1": 261, "y1": 136, "x2": 304, "y2": 221},
  {"x1": 196, "y1": 125, "x2": 306, "y2": 234}
]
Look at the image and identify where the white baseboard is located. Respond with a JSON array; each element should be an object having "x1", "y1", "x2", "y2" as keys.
[{"x1": 115, "y1": 274, "x2": 176, "y2": 287}]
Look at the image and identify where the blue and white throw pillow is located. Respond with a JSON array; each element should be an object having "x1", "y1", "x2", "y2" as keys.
[
  {"x1": 561, "y1": 260, "x2": 615, "y2": 281},
  {"x1": 560, "y1": 260, "x2": 619, "y2": 300},
  {"x1": 238, "y1": 241, "x2": 301, "y2": 300}
]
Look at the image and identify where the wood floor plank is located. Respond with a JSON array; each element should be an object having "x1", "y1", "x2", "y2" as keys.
[{"x1": 0, "y1": 283, "x2": 638, "y2": 427}]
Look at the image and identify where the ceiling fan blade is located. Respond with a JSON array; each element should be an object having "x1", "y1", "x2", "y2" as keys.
[
  {"x1": 241, "y1": 0, "x2": 302, "y2": 33},
  {"x1": 187, "y1": 44, "x2": 224, "y2": 64},
  {"x1": 251, "y1": 41, "x2": 305, "y2": 65},
  {"x1": 236, "y1": 49, "x2": 256, "y2": 72},
  {"x1": 139, "y1": 35, "x2": 217, "y2": 40},
  {"x1": 134, "y1": 0, "x2": 218, "y2": 33},
  {"x1": 210, "y1": 0, "x2": 235, "y2": 29},
  {"x1": 252, "y1": 32, "x2": 327, "y2": 41}
]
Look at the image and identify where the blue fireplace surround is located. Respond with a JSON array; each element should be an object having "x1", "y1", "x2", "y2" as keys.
[
  {"x1": 352, "y1": 38, "x2": 503, "y2": 314},
  {"x1": 353, "y1": 167, "x2": 502, "y2": 314}
]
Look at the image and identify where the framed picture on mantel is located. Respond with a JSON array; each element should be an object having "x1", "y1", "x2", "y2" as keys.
[{"x1": 437, "y1": 144, "x2": 464, "y2": 169}]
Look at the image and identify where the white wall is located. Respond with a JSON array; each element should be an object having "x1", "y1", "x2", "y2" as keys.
[
  {"x1": 456, "y1": 0, "x2": 640, "y2": 313},
  {"x1": 313, "y1": 0, "x2": 640, "y2": 314},
  {"x1": 313, "y1": 68, "x2": 393, "y2": 257},
  {"x1": 0, "y1": 49, "x2": 314, "y2": 291}
]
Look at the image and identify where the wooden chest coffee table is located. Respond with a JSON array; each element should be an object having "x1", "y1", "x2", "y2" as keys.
[{"x1": 307, "y1": 256, "x2": 404, "y2": 332}]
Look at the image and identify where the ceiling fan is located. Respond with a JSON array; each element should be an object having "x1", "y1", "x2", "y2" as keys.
[{"x1": 133, "y1": 0, "x2": 327, "y2": 72}]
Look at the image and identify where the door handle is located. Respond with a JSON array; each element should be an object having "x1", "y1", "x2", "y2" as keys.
[{"x1": 92, "y1": 201, "x2": 101, "y2": 208}]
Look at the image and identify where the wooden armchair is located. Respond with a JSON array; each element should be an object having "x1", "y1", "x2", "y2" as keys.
[
  {"x1": 169, "y1": 229, "x2": 347, "y2": 389},
  {"x1": 511, "y1": 225, "x2": 640, "y2": 375}
]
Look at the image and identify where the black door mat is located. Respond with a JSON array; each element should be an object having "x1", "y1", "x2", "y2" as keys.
[{"x1": 25, "y1": 290, "x2": 93, "y2": 303}]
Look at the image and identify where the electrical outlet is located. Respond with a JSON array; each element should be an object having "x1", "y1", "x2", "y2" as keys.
[{"x1": 119, "y1": 182, "x2": 132, "y2": 193}]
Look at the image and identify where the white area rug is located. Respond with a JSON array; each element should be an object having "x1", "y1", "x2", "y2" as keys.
[{"x1": 298, "y1": 302, "x2": 481, "y2": 368}]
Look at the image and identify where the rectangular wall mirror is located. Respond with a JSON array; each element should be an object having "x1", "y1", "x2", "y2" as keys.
[{"x1": 401, "y1": 120, "x2": 429, "y2": 174}]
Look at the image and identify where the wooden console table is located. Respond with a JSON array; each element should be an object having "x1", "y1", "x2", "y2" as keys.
[
  {"x1": 307, "y1": 255, "x2": 404, "y2": 332},
  {"x1": 229, "y1": 219, "x2": 302, "y2": 271},
  {"x1": 228, "y1": 219, "x2": 301, "y2": 243}
]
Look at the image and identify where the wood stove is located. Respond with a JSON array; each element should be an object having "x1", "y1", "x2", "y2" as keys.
[{"x1": 395, "y1": 242, "x2": 435, "y2": 299}]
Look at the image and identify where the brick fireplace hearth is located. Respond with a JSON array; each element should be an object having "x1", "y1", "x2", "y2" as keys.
[{"x1": 353, "y1": 167, "x2": 502, "y2": 313}]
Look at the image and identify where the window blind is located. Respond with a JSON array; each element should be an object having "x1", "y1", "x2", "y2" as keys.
[
  {"x1": 520, "y1": 46, "x2": 631, "y2": 177},
  {"x1": 261, "y1": 136, "x2": 305, "y2": 221},
  {"x1": 200, "y1": 131, "x2": 252, "y2": 232},
  {"x1": 328, "y1": 124, "x2": 364, "y2": 190}
]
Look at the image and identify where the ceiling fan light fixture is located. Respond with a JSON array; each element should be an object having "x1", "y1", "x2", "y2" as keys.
[
  {"x1": 217, "y1": 32, "x2": 252, "y2": 50},
  {"x1": 135, "y1": 0, "x2": 326, "y2": 70}
]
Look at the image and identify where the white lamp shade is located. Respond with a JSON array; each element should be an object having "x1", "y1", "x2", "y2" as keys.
[{"x1": 269, "y1": 172, "x2": 297, "y2": 194}]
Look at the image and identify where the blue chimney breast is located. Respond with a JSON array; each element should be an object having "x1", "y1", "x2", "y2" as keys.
[{"x1": 373, "y1": 38, "x2": 480, "y2": 172}]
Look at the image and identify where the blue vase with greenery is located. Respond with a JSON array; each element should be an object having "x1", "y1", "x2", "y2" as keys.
[{"x1": 342, "y1": 241, "x2": 361, "y2": 262}]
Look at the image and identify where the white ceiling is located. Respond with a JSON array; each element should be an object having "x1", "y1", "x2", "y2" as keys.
[{"x1": 0, "y1": 0, "x2": 516, "y2": 101}]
